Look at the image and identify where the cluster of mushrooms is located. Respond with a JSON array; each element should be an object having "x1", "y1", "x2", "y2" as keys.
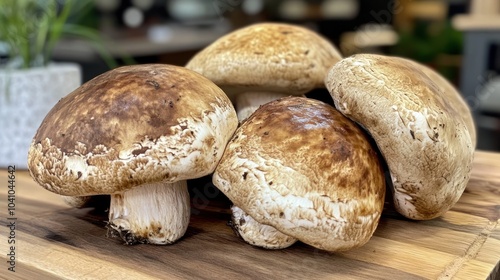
[{"x1": 28, "y1": 23, "x2": 475, "y2": 252}]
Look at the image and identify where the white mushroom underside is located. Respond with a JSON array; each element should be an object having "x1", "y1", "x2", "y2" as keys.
[
  {"x1": 214, "y1": 155, "x2": 381, "y2": 251},
  {"x1": 108, "y1": 180, "x2": 190, "y2": 245},
  {"x1": 231, "y1": 205, "x2": 297, "y2": 249}
]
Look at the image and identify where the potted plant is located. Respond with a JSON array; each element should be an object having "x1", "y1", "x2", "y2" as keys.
[{"x1": 0, "y1": 0, "x2": 117, "y2": 169}]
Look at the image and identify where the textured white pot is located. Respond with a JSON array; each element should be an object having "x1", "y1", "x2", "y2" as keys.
[{"x1": 0, "y1": 63, "x2": 81, "y2": 169}]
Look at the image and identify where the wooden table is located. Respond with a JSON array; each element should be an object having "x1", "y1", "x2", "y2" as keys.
[{"x1": 1, "y1": 151, "x2": 499, "y2": 279}]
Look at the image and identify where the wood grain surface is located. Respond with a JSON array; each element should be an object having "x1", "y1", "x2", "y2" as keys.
[{"x1": 0, "y1": 151, "x2": 499, "y2": 280}]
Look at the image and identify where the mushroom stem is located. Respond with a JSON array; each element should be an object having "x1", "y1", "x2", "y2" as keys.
[
  {"x1": 107, "y1": 180, "x2": 190, "y2": 245},
  {"x1": 236, "y1": 92, "x2": 293, "y2": 121},
  {"x1": 230, "y1": 206, "x2": 297, "y2": 249}
]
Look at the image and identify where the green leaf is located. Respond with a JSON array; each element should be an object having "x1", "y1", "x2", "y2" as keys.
[{"x1": 0, "y1": 0, "x2": 125, "y2": 70}]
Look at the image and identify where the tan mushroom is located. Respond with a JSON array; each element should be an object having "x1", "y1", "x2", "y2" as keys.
[
  {"x1": 186, "y1": 22, "x2": 343, "y2": 121},
  {"x1": 213, "y1": 96, "x2": 385, "y2": 251},
  {"x1": 325, "y1": 54, "x2": 474, "y2": 220},
  {"x1": 28, "y1": 64, "x2": 238, "y2": 245}
]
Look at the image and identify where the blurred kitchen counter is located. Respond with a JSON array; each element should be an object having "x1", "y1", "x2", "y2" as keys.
[
  {"x1": 51, "y1": 22, "x2": 233, "y2": 82},
  {"x1": 53, "y1": 22, "x2": 232, "y2": 61}
]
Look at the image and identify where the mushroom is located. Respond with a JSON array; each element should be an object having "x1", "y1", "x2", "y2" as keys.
[
  {"x1": 230, "y1": 205, "x2": 297, "y2": 249},
  {"x1": 213, "y1": 96, "x2": 385, "y2": 251},
  {"x1": 185, "y1": 22, "x2": 343, "y2": 121},
  {"x1": 325, "y1": 54, "x2": 474, "y2": 220},
  {"x1": 28, "y1": 64, "x2": 238, "y2": 245}
]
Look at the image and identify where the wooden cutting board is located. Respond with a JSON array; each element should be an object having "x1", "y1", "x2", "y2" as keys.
[{"x1": 1, "y1": 151, "x2": 499, "y2": 280}]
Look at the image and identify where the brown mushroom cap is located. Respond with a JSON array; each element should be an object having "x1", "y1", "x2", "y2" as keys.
[
  {"x1": 325, "y1": 54, "x2": 474, "y2": 220},
  {"x1": 185, "y1": 22, "x2": 343, "y2": 97},
  {"x1": 28, "y1": 64, "x2": 238, "y2": 196},
  {"x1": 213, "y1": 96, "x2": 385, "y2": 252}
]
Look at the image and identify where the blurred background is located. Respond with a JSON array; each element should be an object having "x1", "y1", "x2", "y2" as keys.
[{"x1": 1, "y1": 0, "x2": 499, "y2": 151}]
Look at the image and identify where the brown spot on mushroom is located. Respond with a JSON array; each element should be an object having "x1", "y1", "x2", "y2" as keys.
[
  {"x1": 203, "y1": 136, "x2": 215, "y2": 147},
  {"x1": 331, "y1": 142, "x2": 352, "y2": 161},
  {"x1": 146, "y1": 80, "x2": 160, "y2": 90},
  {"x1": 131, "y1": 146, "x2": 149, "y2": 156},
  {"x1": 148, "y1": 115, "x2": 167, "y2": 128}
]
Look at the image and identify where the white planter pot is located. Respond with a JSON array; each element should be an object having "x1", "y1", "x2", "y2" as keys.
[{"x1": 0, "y1": 63, "x2": 81, "y2": 169}]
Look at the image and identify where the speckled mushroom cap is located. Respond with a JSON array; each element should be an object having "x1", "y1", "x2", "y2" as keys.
[
  {"x1": 185, "y1": 22, "x2": 343, "y2": 97},
  {"x1": 325, "y1": 54, "x2": 474, "y2": 220},
  {"x1": 28, "y1": 64, "x2": 238, "y2": 196},
  {"x1": 407, "y1": 59, "x2": 476, "y2": 147},
  {"x1": 213, "y1": 97, "x2": 385, "y2": 252}
]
